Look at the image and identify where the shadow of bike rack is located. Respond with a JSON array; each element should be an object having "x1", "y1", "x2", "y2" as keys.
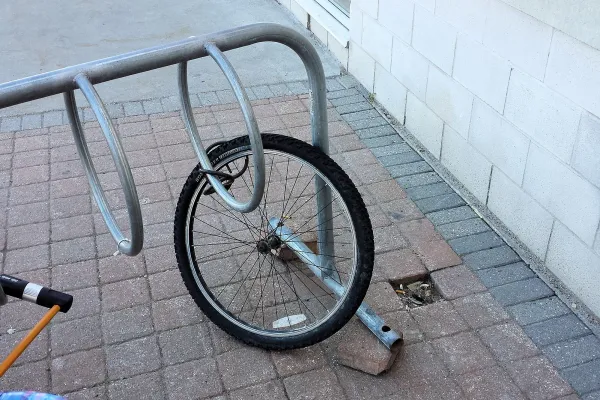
[{"x1": 0, "y1": 23, "x2": 401, "y2": 350}]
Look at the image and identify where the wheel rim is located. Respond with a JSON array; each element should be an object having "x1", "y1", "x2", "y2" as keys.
[{"x1": 184, "y1": 147, "x2": 359, "y2": 338}]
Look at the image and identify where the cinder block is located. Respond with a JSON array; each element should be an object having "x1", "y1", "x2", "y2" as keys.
[
  {"x1": 310, "y1": 18, "x2": 328, "y2": 44},
  {"x1": 328, "y1": 34, "x2": 349, "y2": 69},
  {"x1": 470, "y1": 99, "x2": 530, "y2": 184},
  {"x1": 505, "y1": 70, "x2": 581, "y2": 163},
  {"x1": 391, "y1": 39, "x2": 430, "y2": 102},
  {"x1": 412, "y1": 6, "x2": 457, "y2": 74},
  {"x1": 435, "y1": 0, "x2": 488, "y2": 42},
  {"x1": 362, "y1": 16, "x2": 393, "y2": 70},
  {"x1": 413, "y1": 0, "x2": 434, "y2": 12},
  {"x1": 290, "y1": 0, "x2": 308, "y2": 27},
  {"x1": 441, "y1": 125, "x2": 491, "y2": 202},
  {"x1": 488, "y1": 169, "x2": 554, "y2": 259},
  {"x1": 453, "y1": 34, "x2": 511, "y2": 112},
  {"x1": 378, "y1": 0, "x2": 413, "y2": 44},
  {"x1": 546, "y1": 221, "x2": 600, "y2": 317},
  {"x1": 546, "y1": 31, "x2": 600, "y2": 118},
  {"x1": 374, "y1": 65, "x2": 407, "y2": 120},
  {"x1": 353, "y1": 0, "x2": 378, "y2": 19},
  {"x1": 523, "y1": 145, "x2": 600, "y2": 245},
  {"x1": 425, "y1": 67, "x2": 473, "y2": 138},
  {"x1": 349, "y1": 6, "x2": 363, "y2": 45},
  {"x1": 501, "y1": 0, "x2": 600, "y2": 51},
  {"x1": 572, "y1": 112, "x2": 600, "y2": 188},
  {"x1": 483, "y1": 0, "x2": 553, "y2": 80},
  {"x1": 405, "y1": 92, "x2": 444, "y2": 158},
  {"x1": 349, "y1": 41, "x2": 376, "y2": 92}
]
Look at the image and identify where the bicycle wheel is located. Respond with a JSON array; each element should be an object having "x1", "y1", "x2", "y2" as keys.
[{"x1": 174, "y1": 134, "x2": 374, "y2": 349}]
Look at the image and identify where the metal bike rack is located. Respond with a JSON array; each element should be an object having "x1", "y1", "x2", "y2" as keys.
[{"x1": 0, "y1": 23, "x2": 401, "y2": 349}]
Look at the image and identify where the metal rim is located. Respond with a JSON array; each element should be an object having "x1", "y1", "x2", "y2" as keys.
[{"x1": 184, "y1": 148, "x2": 359, "y2": 338}]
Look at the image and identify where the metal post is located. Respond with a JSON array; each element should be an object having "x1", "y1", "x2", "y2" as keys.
[{"x1": 269, "y1": 218, "x2": 403, "y2": 350}]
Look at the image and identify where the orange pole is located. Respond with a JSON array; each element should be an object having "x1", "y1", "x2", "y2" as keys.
[{"x1": 0, "y1": 305, "x2": 60, "y2": 377}]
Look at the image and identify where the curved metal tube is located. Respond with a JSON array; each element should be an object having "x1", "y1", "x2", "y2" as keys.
[
  {"x1": 178, "y1": 43, "x2": 265, "y2": 213},
  {"x1": 64, "y1": 74, "x2": 143, "y2": 256}
]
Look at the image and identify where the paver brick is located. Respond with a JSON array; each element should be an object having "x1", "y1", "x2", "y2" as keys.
[
  {"x1": 448, "y1": 230, "x2": 504, "y2": 255},
  {"x1": 330, "y1": 94, "x2": 366, "y2": 107},
  {"x1": 54, "y1": 286, "x2": 100, "y2": 323},
  {"x1": 431, "y1": 265, "x2": 486, "y2": 300},
  {"x1": 457, "y1": 366, "x2": 526, "y2": 400},
  {"x1": 490, "y1": 277, "x2": 554, "y2": 307},
  {"x1": 506, "y1": 356, "x2": 574, "y2": 400},
  {"x1": 152, "y1": 295, "x2": 204, "y2": 331},
  {"x1": 271, "y1": 344, "x2": 326, "y2": 377},
  {"x1": 0, "y1": 328, "x2": 48, "y2": 366},
  {"x1": 336, "y1": 101, "x2": 372, "y2": 115},
  {"x1": 50, "y1": 315, "x2": 101, "y2": 356},
  {"x1": 437, "y1": 218, "x2": 490, "y2": 241},
  {"x1": 405, "y1": 182, "x2": 455, "y2": 201},
  {"x1": 7, "y1": 221, "x2": 50, "y2": 250},
  {"x1": 9, "y1": 182, "x2": 49, "y2": 206},
  {"x1": 507, "y1": 296, "x2": 571, "y2": 326},
  {"x1": 101, "y1": 277, "x2": 150, "y2": 312},
  {"x1": 8, "y1": 201, "x2": 49, "y2": 226},
  {"x1": 51, "y1": 214, "x2": 93, "y2": 242},
  {"x1": 51, "y1": 194, "x2": 91, "y2": 219},
  {"x1": 381, "y1": 198, "x2": 424, "y2": 224},
  {"x1": 475, "y1": 262, "x2": 534, "y2": 287},
  {"x1": 372, "y1": 224, "x2": 409, "y2": 253},
  {"x1": 13, "y1": 148, "x2": 48, "y2": 168},
  {"x1": 414, "y1": 193, "x2": 466, "y2": 214},
  {"x1": 284, "y1": 367, "x2": 345, "y2": 400},
  {"x1": 51, "y1": 348, "x2": 106, "y2": 393},
  {"x1": 159, "y1": 324, "x2": 213, "y2": 365},
  {"x1": 561, "y1": 358, "x2": 600, "y2": 395},
  {"x1": 378, "y1": 149, "x2": 422, "y2": 167},
  {"x1": 524, "y1": 314, "x2": 591, "y2": 347},
  {"x1": 334, "y1": 317, "x2": 401, "y2": 375},
  {"x1": 4, "y1": 244, "x2": 49, "y2": 274},
  {"x1": 101, "y1": 302, "x2": 152, "y2": 344},
  {"x1": 362, "y1": 134, "x2": 404, "y2": 150},
  {"x1": 11, "y1": 164, "x2": 49, "y2": 187},
  {"x1": 364, "y1": 281, "x2": 404, "y2": 313},
  {"x1": 217, "y1": 347, "x2": 277, "y2": 390},
  {"x1": 426, "y1": 206, "x2": 478, "y2": 227},
  {"x1": 542, "y1": 335, "x2": 600, "y2": 369},
  {"x1": 163, "y1": 358, "x2": 223, "y2": 400},
  {"x1": 479, "y1": 322, "x2": 540, "y2": 362},
  {"x1": 463, "y1": 245, "x2": 522, "y2": 270},
  {"x1": 376, "y1": 248, "x2": 428, "y2": 283},
  {"x1": 431, "y1": 331, "x2": 496, "y2": 375},
  {"x1": 106, "y1": 336, "x2": 161, "y2": 380},
  {"x1": 51, "y1": 236, "x2": 96, "y2": 265},
  {"x1": 389, "y1": 161, "x2": 433, "y2": 178},
  {"x1": 396, "y1": 172, "x2": 444, "y2": 188},
  {"x1": 0, "y1": 360, "x2": 49, "y2": 393},
  {"x1": 452, "y1": 292, "x2": 510, "y2": 329},
  {"x1": 229, "y1": 380, "x2": 287, "y2": 400},
  {"x1": 108, "y1": 372, "x2": 164, "y2": 400},
  {"x1": 411, "y1": 302, "x2": 468, "y2": 339},
  {"x1": 98, "y1": 254, "x2": 145, "y2": 284}
]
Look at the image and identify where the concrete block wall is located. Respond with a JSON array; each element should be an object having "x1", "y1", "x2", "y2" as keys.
[{"x1": 277, "y1": 0, "x2": 600, "y2": 317}]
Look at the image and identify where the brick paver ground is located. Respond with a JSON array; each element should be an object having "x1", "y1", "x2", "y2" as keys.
[{"x1": 0, "y1": 75, "x2": 597, "y2": 399}]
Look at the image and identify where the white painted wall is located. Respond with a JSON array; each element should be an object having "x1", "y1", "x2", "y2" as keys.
[{"x1": 278, "y1": 0, "x2": 600, "y2": 317}]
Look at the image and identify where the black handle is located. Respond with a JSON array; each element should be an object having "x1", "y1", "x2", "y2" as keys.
[{"x1": 0, "y1": 274, "x2": 73, "y2": 313}]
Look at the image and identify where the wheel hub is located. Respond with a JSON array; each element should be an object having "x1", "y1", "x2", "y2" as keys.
[{"x1": 256, "y1": 235, "x2": 282, "y2": 254}]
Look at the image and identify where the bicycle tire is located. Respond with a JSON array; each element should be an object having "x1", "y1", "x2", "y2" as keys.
[{"x1": 173, "y1": 134, "x2": 374, "y2": 350}]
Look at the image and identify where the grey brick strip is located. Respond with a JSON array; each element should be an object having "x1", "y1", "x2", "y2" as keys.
[{"x1": 326, "y1": 75, "x2": 600, "y2": 397}]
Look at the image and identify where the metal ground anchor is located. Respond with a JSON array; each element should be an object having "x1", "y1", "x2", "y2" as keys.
[{"x1": 269, "y1": 218, "x2": 403, "y2": 350}]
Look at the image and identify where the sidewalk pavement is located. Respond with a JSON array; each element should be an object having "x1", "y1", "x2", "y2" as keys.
[{"x1": 0, "y1": 75, "x2": 598, "y2": 399}]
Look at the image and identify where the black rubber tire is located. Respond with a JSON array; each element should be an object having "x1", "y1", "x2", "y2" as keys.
[{"x1": 174, "y1": 134, "x2": 374, "y2": 350}]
